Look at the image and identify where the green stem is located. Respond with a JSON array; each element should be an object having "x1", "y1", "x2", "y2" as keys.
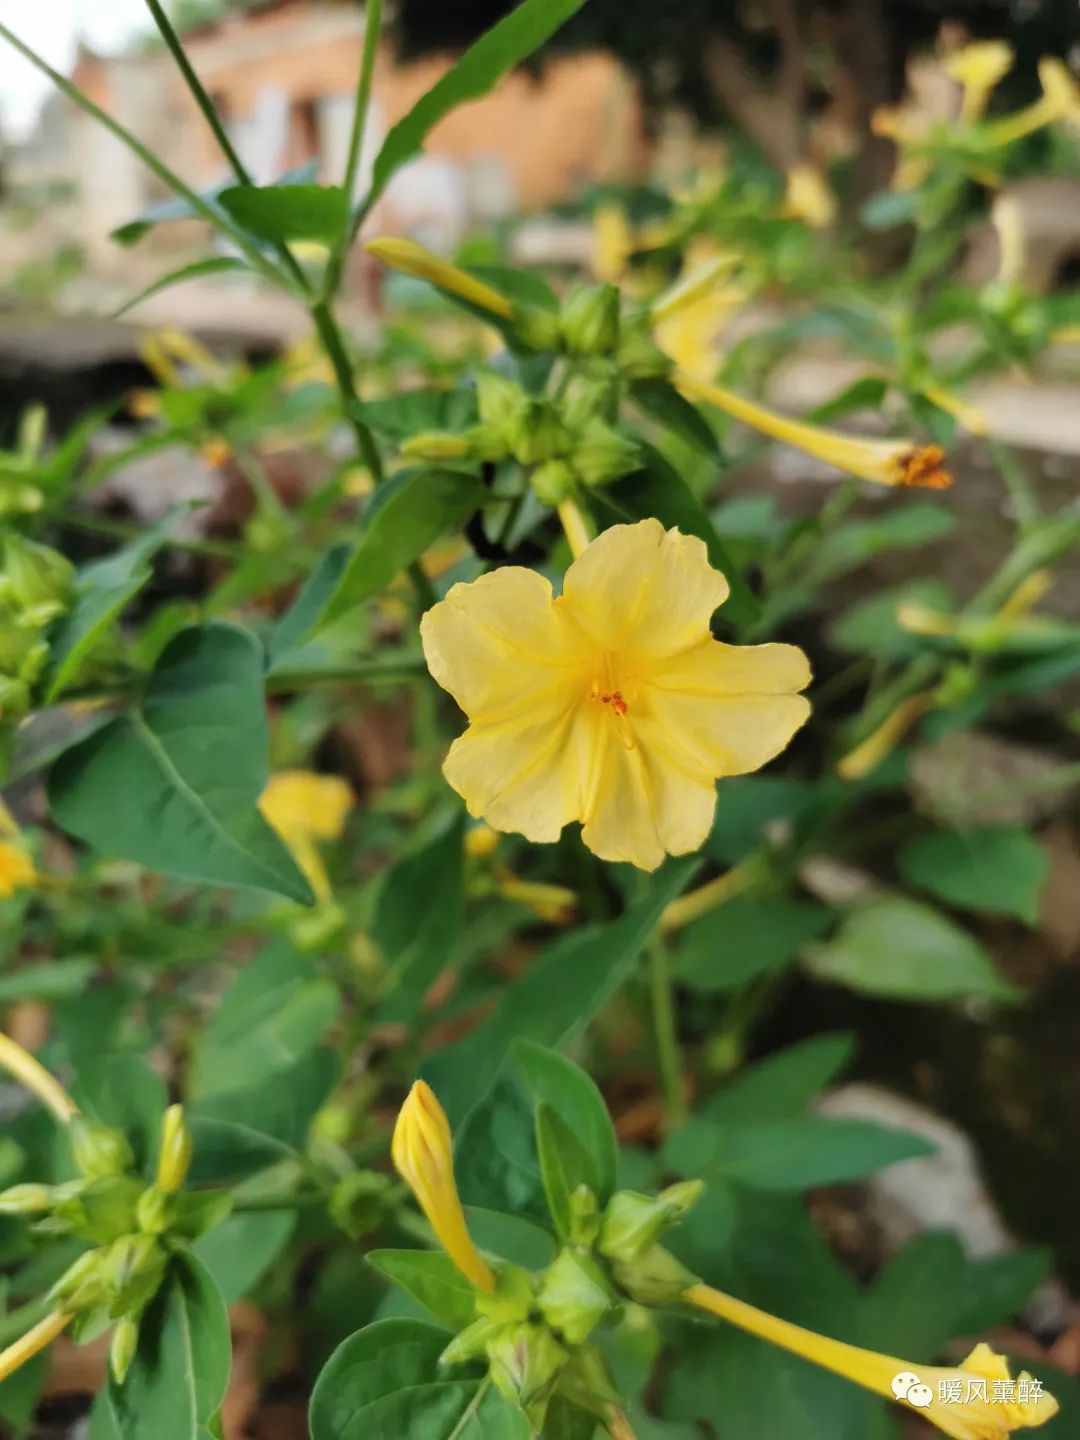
[
  {"x1": 326, "y1": 0, "x2": 384, "y2": 293},
  {"x1": 141, "y1": 0, "x2": 312, "y2": 297},
  {"x1": 310, "y1": 300, "x2": 382, "y2": 479},
  {"x1": 647, "y1": 936, "x2": 685, "y2": 1130},
  {"x1": 266, "y1": 656, "x2": 428, "y2": 691},
  {"x1": 0, "y1": 20, "x2": 286, "y2": 289}
]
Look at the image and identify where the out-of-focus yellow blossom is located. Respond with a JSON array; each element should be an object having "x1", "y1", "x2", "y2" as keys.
[
  {"x1": 365, "y1": 238, "x2": 514, "y2": 320},
  {"x1": 920, "y1": 383, "x2": 989, "y2": 437},
  {"x1": 592, "y1": 203, "x2": 635, "y2": 284},
  {"x1": 0, "y1": 1032, "x2": 78, "y2": 1123},
  {"x1": 282, "y1": 336, "x2": 336, "y2": 388},
  {"x1": 678, "y1": 374, "x2": 951, "y2": 489},
  {"x1": 944, "y1": 41, "x2": 1014, "y2": 124},
  {"x1": 836, "y1": 692, "x2": 932, "y2": 780},
  {"x1": 782, "y1": 163, "x2": 837, "y2": 229},
  {"x1": 871, "y1": 107, "x2": 933, "y2": 191},
  {"x1": 140, "y1": 328, "x2": 229, "y2": 387},
  {"x1": 987, "y1": 58, "x2": 1080, "y2": 147},
  {"x1": 421, "y1": 519, "x2": 811, "y2": 873},
  {"x1": 464, "y1": 824, "x2": 501, "y2": 860},
  {"x1": 651, "y1": 253, "x2": 748, "y2": 382},
  {"x1": 392, "y1": 1081, "x2": 495, "y2": 1292},
  {"x1": 685, "y1": 1284, "x2": 1058, "y2": 1437},
  {"x1": 0, "y1": 842, "x2": 36, "y2": 900},
  {"x1": 199, "y1": 437, "x2": 231, "y2": 468},
  {"x1": 259, "y1": 770, "x2": 355, "y2": 902}
]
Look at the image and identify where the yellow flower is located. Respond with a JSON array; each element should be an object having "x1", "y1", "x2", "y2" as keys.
[
  {"x1": 986, "y1": 58, "x2": 1080, "y2": 147},
  {"x1": 392, "y1": 1081, "x2": 495, "y2": 1292},
  {"x1": 678, "y1": 374, "x2": 951, "y2": 489},
  {"x1": 365, "y1": 238, "x2": 515, "y2": 320},
  {"x1": 944, "y1": 41, "x2": 1014, "y2": 124},
  {"x1": 685, "y1": 1284, "x2": 1058, "y2": 1438},
  {"x1": 0, "y1": 842, "x2": 36, "y2": 900},
  {"x1": 259, "y1": 770, "x2": 355, "y2": 902},
  {"x1": 592, "y1": 203, "x2": 635, "y2": 284},
  {"x1": 782, "y1": 164, "x2": 837, "y2": 229},
  {"x1": 651, "y1": 255, "x2": 749, "y2": 382},
  {"x1": 421, "y1": 519, "x2": 811, "y2": 873}
]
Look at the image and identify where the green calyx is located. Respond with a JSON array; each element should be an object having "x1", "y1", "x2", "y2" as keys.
[{"x1": 559, "y1": 283, "x2": 621, "y2": 357}]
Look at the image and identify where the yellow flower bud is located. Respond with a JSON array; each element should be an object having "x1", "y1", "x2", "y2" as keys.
[
  {"x1": 365, "y1": 237, "x2": 515, "y2": 321},
  {"x1": 391, "y1": 1081, "x2": 495, "y2": 1292},
  {"x1": 0, "y1": 843, "x2": 37, "y2": 901},
  {"x1": 109, "y1": 1316, "x2": 139, "y2": 1385},
  {"x1": 155, "y1": 1104, "x2": 193, "y2": 1195}
]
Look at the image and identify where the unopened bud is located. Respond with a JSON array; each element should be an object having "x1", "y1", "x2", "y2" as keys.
[
  {"x1": 155, "y1": 1105, "x2": 193, "y2": 1195},
  {"x1": 53, "y1": 1175, "x2": 142, "y2": 1244},
  {"x1": 555, "y1": 1346, "x2": 623, "y2": 1412},
  {"x1": 560, "y1": 283, "x2": 621, "y2": 357},
  {"x1": 401, "y1": 432, "x2": 471, "y2": 463},
  {"x1": 513, "y1": 307, "x2": 561, "y2": 353},
  {"x1": 487, "y1": 1322, "x2": 568, "y2": 1408},
  {"x1": 474, "y1": 1264, "x2": 535, "y2": 1325},
  {"x1": 136, "y1": 1185, "x2": 172, "y2": 1236},
  {"x1": 570, "y1": 419, "x2": 641, "y2": 488},
  {"x1": 464, "y1": 824, "x2": 500, "y2": 860},
  {"x1": 0, "y1": 535, "x2": 75, "y2": 626},
  {"x1": 102, "y1": 1234, "x2": 167, "y2": 1318},
  {"x1": 597, "y1": 1181, "x2": 704, "y2": 1264},
  {"x1": 536, "y1": 1248, "x2": 616, "y2": 1345},
  {"x1": 49, "y1": 1249, "x2": 108, "y2": 1312},
  {"x1": 476, "y1": 371, "x2": 526, "y2": 432},
  {"x1": 567, "y1": 1185, "x2": 600, "y2": 1247},
  {"x1": 109, "y1": 1316, "x2": 139, "y2": 1385},
  {"x1": 0, "y1": 1183, "x2": 51, "y2": 1215},
  {"x1": 506, "y1": 401, "x2": 569, "y2": 467},
  {"x1": 608, "y1": 1242, "x2": 698, "y2": 1306},
  {"x1": 530, "y1": 460, "x2": 575, "y2": 506},
  {"x1": 328, "y1": 1170, "x2": 392, "y2": 1240},
  {"x1": 68, "y1": 1118, "x2": 134, "y2": 1181},
  {"x1": 439, "y1": 1315, "x2": 502, "y2": 1366}
]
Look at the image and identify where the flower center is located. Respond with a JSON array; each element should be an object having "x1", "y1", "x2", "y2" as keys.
[{"x1": 590, "y1": 657, "x2": 636, "y2": 747}]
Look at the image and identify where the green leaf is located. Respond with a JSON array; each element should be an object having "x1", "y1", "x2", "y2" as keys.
[
  {"x1": 631, "y1": 378, "x2": 718, "y2": 455},
  {"x1": 805, "y1": 376, "x2": 889, "y2": 425},
  {"x1": 192, "y1": 940, "x2": 341, "y2": 1097},
  {"x1": 803, "y1": 896, "x2": 1018, "y2": 1000},
  {"x1": 0, "y1": 958, "x2": 96, "y2": 1004},
  {"x1": 310, "y1": 1319, "x2": 530, "y2": 1440},
  {"x1": 72, "y1": 1053, "x2": 167, "y2": 1176},
  {"x1": 954, "y1": 1249, "x2": 1052, "y2": 1335},
  {"x1": 534, "y1": 1102, "x2": 594, "y2": 1239},
  {"x1": 815, "y1": 502, "x2": 957, "y2": 578},
  {"x1": 266, "y1": 542, "x2": 351, "y2": 672},
  {"x1": 107, "y1": 1253, "x2": 230, "y2": 1440},
  {"x1": 367, "y1": 1251, "x2": 477, "y2": 1331},
  {"x1": 861, "y1": 1232, "x2": 969, "y2": 1357},
  {"x1": 703, "y1": 1035, "x2": 856, "y2": 1124},
  {"x1": 829, "y1": 579, "x2": 953, "y2": 661},
  {"x1": 218, "y1": 184, "x2": 347, "y2": 244},
  {"x1": 597, "y1": 447, "x2": 759, "y2": 628},
  {"x1": 898, "y1": 827, "x2": 1048, "y2": 924},
  {"x1": 194, "y1": 1211, "x2": 296, "y2": 1305},
  {"x1": 187, "y1": 1047, "x2": 341, "y2": 1184},
  {"x1": 368, "y1": 0, "x2": 588, "y2": 204},
  {"x1": 665, "y1": 1116, "x2": 932, "y2": 1191},
  {"x1": 49, "y1": 623, "x2": 313, "y2": 903},
  {"x1": 113, "y1": 257, "x2": 250, "y2": 318},
  {"x1": 45, "y1": 509, "x2": 181, "y2": 702},
  {"x1": 314, "y1": 469, "x2": 486, "y2": 632},
  {"x1": 675, "y1": 893, "x2": 832, "y2": 993},
  {"x1": 424, "y1": 859, "x2": 698, "y2": 1124},
  {"x1": 466, "y1": 1208, "x2": 555, "y2": 1269},
  {"x1": 513, "y1": 1039, "x2": 618, "y2": 1205},
  {"x1": 373, "y1": 813, "x2": 465, "y2": 1023}
]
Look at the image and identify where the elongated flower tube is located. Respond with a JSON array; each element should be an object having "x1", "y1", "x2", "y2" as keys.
[
  {"x1": 836, "y1": 692, "x2": 933, "y2": 781},
  {"x1": 365, "y1": 237, "x2": 515, "y2": 321},
  {"x1": 0, "y1": 1310, "x2": 72, "y2": 1385},
  {"x1": 592, "y1": 204, "x2": 634, "y2": 285},
  {"x1": 986, "y1": 58, "x2": 1080, "y2": 147},
  {"x1": 0, "y1": 1032, "x2": 78, "y2": 1123},
  {"x1": 782, "y1": 164, "x2": 837, "y2": 229},
  {"x1": 685, "y1": 1284, "x2": 1058, "y2": 1437},
  {"x1": 944, "y1": 41, "x2": 1014, "y2": 124},
  {"x1": 421, "y1": 520, "x2": 811, "y2": 873},
  {"x1": 678, "y1": 373, "x2": 951, "y2": 489},
  {"x1": 0, "y1": 842, "x2": 36, "y2": 900},
  {"x1": 259, "y1": 770, "x2": 354, "y2": 904},
  {"x1": 392, "y1": 1081, "x2": 495, "y2": 1293}
]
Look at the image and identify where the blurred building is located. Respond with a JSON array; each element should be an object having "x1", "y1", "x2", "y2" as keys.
[{"x1": 11, "y1": 0, "x2": 645, "y2": 273}]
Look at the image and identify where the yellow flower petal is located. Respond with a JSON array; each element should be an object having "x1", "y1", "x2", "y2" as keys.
[
  {"x1": 422, "y1": 521, "x2": 810, "y2": 871},
  {"x1": 259, "y1": 771, "x2": 355, "y2": 843},
  {"x1": 561, "y1": 521, "x2": 730, "y2": 658},
  {"x1": 0, "y1": 843, "x2": 36, "y2": 900}
]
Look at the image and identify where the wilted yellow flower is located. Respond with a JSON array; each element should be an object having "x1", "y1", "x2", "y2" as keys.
[
  {"x1": 685, "y1": 1284, "x2": 1058, "y2": 1438},
  {"x1": 592, "y1": 203, "x2": 635, "y2": 284},
  {"x1": 0, "y1": 842, "x2": 36, "y2": 900},
  {"x1": 782, "y1": 163, "x2": 837, "y2": 229},
  {"x1": 678, "y1": 374, "x2": 951, "y2": 489},
  {"x1": 392, "y1": 1081, "x2": 494, "y2": 1292},
  {"x1": 945, "y1": 41, "x2": 1014, "y2": 124},
  {"x1": 259, "y1": 770, "x2": 355, "y2": 902},
  {"x1": 421, "y1": 520, "x2": 811, "y2": 873},
  {"x1": 365, "y1": 238, "x2": 514, "y2": 320}
]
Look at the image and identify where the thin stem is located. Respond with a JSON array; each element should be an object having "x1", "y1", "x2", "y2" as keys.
[
  {"x1": 557, "y1": 497, "x2": 593, "y2": 558},
  {"x1": 647, "y1": 936, "x2": 685, "y2": 1130},
  {"x1": 0, "y1": 1033, "x2": 78, "y2": 1124},
  {"x1": 659, "y1": 857, "x2": 762, "y2": 935},
  {"x1": 328, "y1": 0, "x2": 384, "y2": 288},
  {"x1": 310, "y1": 301, "x2": 382, "y2": 479},
  {"x1": 266, "y1": 656, "x2": 428, "y2": 692},
  {"x1": 0, "y1": 20, "x2": 285, "y2": 290},
  {"x1": 605, "y1": 1408, "x2": 640, "y2": 1440},
  {"x1": 230, "y1": 1190, "x2": 330, "y2": 1214},
  {"x1": 141, "y1": 0, "x2": 311, "y2": 296}
]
